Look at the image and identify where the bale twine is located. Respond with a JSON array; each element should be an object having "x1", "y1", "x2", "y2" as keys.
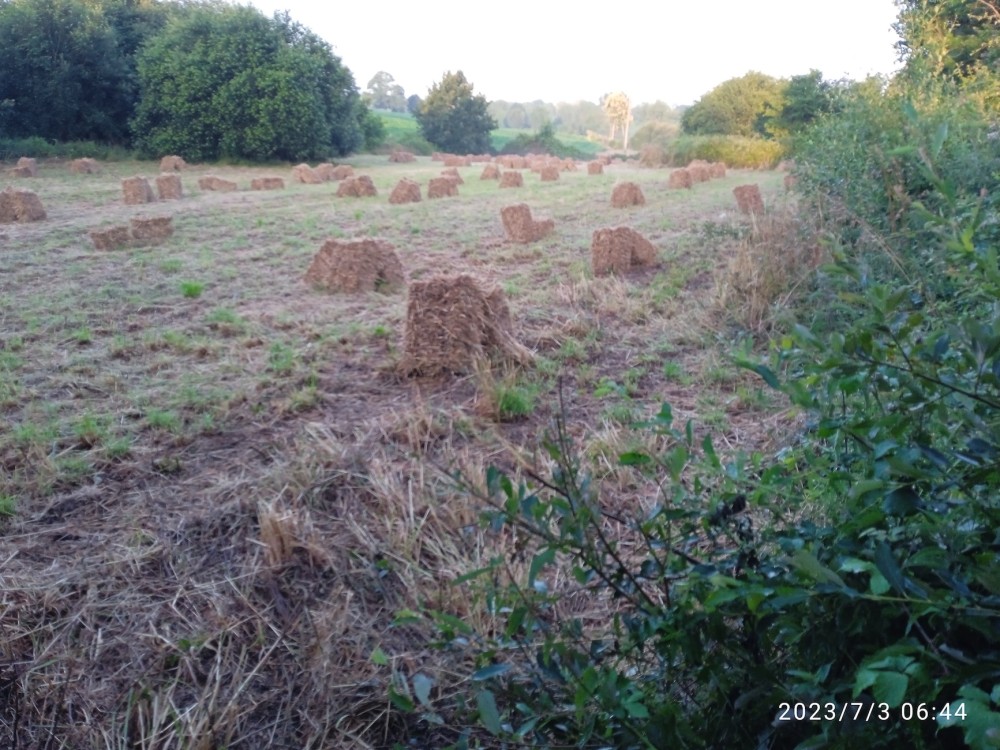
[
  {"x1": 156, "y1": 173, "x2": 183, "y2": 200},
  {"x1": 336, "y1": 175, "x2": 377, "y2": 197},
  {"x1": 733, "y1": 184, "x2": 765, "y2": 215},
  {"x1": 499, "y1": 171, "x2": 524, "y2": 188},
  {"x1": 122, "y1": 176, "x2": 156, "y2": 205},
  {"x1": 389, "y1": 179, "x2": 422, "y2": 204},
  {"x1": 400, "y1": 274, "x2": 533, "y2": 376},
  {"x1": 501, "y1": 203, "x2": 554, "y2": 244},
  {"x1": 251, "y1": 177, "x2": 285, "y2": 191},
  {"x1": 591, "y1": 226, "x2": 657, "y2": 277},
  {"x1": 198, "y1": 176, "x2": 238, "y2": 192},
  {"x1": 0, "y1": 187, "x2": 47, "y2": 223},
  {"x1": 610, "y1": 181, "x2": 645, "y2": 208},
  {"x1": 303, "y1": 238, "x2": 405, "y2": 293}
]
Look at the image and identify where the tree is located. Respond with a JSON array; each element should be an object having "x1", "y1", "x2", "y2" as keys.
[
  {"x1": 0, "y1": 0, "x2": 136, "y2": 143},
  {"x1": 767, "y1": 70, "x2": 836, "y2": 136},
  {"x1": 416, "y1": 70, "x2": 496, "y2": 154},
  {"x1": 895, "y1": 0, "x2": 1000, "y2": 81},
  {"x1": 364, "y1": 70, "x2": 406, "y2": 112},
  {"x1": 131, "y1": 5, "x2": 365, "y2": 161},
  {"x1": 681, "y1": 72, "x2": 786, "y2": 137},
  {"x1": 406, "y1": 94, "x2": 422, "y2": 114},
  {"x1": 602, "y1": 92, "x2": 632, "y2": 149}
]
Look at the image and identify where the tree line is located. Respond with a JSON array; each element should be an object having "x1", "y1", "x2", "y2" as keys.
[{"x1": 0, "y1": 0, "x2": 383, "y2": 161}]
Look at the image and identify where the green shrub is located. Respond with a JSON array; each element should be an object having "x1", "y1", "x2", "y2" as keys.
[
  {"x1": 668, "y1": 134, "x2": 785, "y2": 168},
  {"x1": 499, "y1": 123, "x2": 588, "y2": 159}
]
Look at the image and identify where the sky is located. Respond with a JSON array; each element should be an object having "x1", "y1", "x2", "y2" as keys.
[{"x1": 245, "y1": 0, "x2": 904, "y2": 106}]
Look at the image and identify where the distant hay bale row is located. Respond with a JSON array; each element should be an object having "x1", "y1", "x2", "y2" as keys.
[
  {"x1": 501, "y1": 203, "x2": 553, "y2": 244},
  {"x1": 0, "y1": 187, "x2": 46, "y2": 223},
  {"x1": 388, "y1": 150, "x2": 416, "y2": 163},
  {"x1": 89, "y1": 216, "x2": 173, "y2": 250},
  {"x1": 591, "y1": 226, "x2": 657, "y2": 276},
  {"x1": 442, "y1": 155, "x2": 472, "y2": 167},
  {"x1": 304, "y1": 238, "x2": 404, "y2": 293},
  {"x1": 498, "y1": 155, "x2": 527, "y2": 169}
]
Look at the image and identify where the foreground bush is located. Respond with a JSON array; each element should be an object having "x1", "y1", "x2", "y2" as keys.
[{"x1": 668, "y1": 134, "x2": 785, "y2": 168}]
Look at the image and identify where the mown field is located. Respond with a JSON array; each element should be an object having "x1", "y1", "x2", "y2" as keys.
[{"x1": 0, "y1": 156, "x2": 797, "y2": 747}]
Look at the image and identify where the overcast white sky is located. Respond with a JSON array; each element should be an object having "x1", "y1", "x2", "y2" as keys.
[{"x1": 245, "y1": 0, "x2": 903, "y2": 106}]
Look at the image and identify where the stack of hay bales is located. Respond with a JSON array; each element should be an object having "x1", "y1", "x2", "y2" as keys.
[
  {"x1": 587, "y1": 161, "x2": 604, "y2": 175},
  {"x1": 68, "y1": 158, "x2": 101, "y2": 174},
  {"x1": 336, "y1": 175, "x2": 377, "y2": 197},
  {"x1": 668, "y1": 169, "x2": 693, "y2": 189},
  {"x1": 0, "y1": 187, "x2": 46, "y2": 223},
  {"x1": 499, "y1": 171, "x2": 524, "y2": 188},
  {"x1": 480, "y1": 164, "x2": 501, "y2": 180},
  {"x1": 733, "y1": 184, "x2": 764, "y2": 215},
  {"x1": 610, "y1": 182, "x2": 645, "y2": 207},
  {"x1": 156, "y1": 174, "x2": 183, "y2": 200},
  {"x1": 539, "y1": 165, "x2": 560, "y2": 182},
  {"x1": 159, "y1": 155, "x2": 187, "y2": 171},
  {"x1": 389, "y1": 179, "x2": 421, "y2": 204},
  {"x1": 292, "y1": 164, "x2": 323, "y2": 184},
  {"x1": 427, "y1": 177, "x2": 458, "y2": 199},
  {"x1": 251, "y1": 177, "x2": 285, "y2": 190},
  {"x1": 500, "y1": 204, "x2": 554, "y2": 243},
  {"x1": 591, "y1": 226, "x2": 657, "y2": 276},
  {"x1": 10, "y1": 157, "x2": 38, "y2": 177},
  {"x1": 198, "y1": 176, "x2": 238, "y2": 192},
  {"x1": 400, "y1": 274, "x2": 533, "y2": 376},
  {"x1": 304, "y1": 239, "x2": 404, "y2": 293},
  {"x1": 122, "y1": 176, "x2": 156, "y2": 205}
]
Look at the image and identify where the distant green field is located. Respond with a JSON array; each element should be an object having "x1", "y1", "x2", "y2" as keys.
[{"x1": 375, "y1": 111, "x2": 602, "y2": 156}]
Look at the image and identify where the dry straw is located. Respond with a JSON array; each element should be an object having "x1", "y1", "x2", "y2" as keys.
[
  {"x1": 401, "y1": 274, "x2": 533, "y2": 376},
  {"x1": 668, "y1": 169, "x2": 693, "y2": 189},
  {"x1": 15, "y1": 156, "x2": 38, "y2": 176},
  {"x1": 68, "y1": 157, "x2": 101, "y2": 174},
  {"x1": 441, "y1": 167, "x2": 464, "y2": 184},
  {"x1": 388, "y1": 150, "x2": 416, "y2": 163},
  {"x1": 480, "y1": 164, "x2": 501, "y2": 180},
  {"x1": 292, "y1": 163, "x2": 323, "y2": 184},
  {"x1": 539, "y1": 165, "x2": 560, "y2": 182},
  {"x1": 330, "y1": 165, "x2": 354, "y2": 180},
  {"x1": 303, "y1": 238, "x2": 404, "y2": 293},
  {"x1": 587, "y1": 161, "x2": 604, "y2": 175},
  {"x1": 122, "y1": 176, "x2": 156, "y2": 205},
  {"x1": 388, "y1": 178, "x2": 421, "y2": 204},
  {"x1": 159, "y1": 155, "x2": 187, "y2": 171},
  {"x1": 591, "y1": 226, "x2": 657, "y2": 276},
  {"x1": 130, "y1": 216, "x2": 173, "y2": 244},
  {"x1": 336, "y1": 175, "x2": 377, "y2": 197},
  {"x1": 427, "y1": 177, "x2": 458, "y2": 199},
  {"x1": 499, "y1": 171, "x2": 524, "y2": 188},
  {"x1": 89, "y1": 225, "x2": 130, "y2": 250},
  {"x1": 0, "y1": 187, "x2": 46, "y2": 222},
  {"x1": 198, "y1": 175, "x2": 238, "y2": 192},
  {"x1": 610, "y1": 181, "x2": 645, "y2": 207},
  {"x1": 251, "y1": 177, "x2": 285, "y2": 191},
  {"x1": 733, "y1": 184, "x2": 765, "y2": 215},
  {"x1": 155, "y1": 173, "x2": 183, "y2": 200},
  {"x1": 500, "y1": 203, "x2": 554, "y2": 243}
]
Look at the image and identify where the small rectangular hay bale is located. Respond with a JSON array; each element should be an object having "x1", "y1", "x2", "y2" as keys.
[
  {"x1": 251, "y1": 177, "x2": 285, "y2": 191},
  {"x1": 198, "y1": 176, "x2": 238, "y2": 192},
  {"x1": 156, "y1": 173, "x2": 183, "y2": 200},
  {"x1": 89, "y1": 225, "x2": 131, "y2": 250},
  {"x1": 0, "y1": 187, "x2": 46, "y2": 223},
  {"x1": 130, "y1": 216, "x2": 173, "y2": 245},
  {"x1": 122, "y1": 176, "x2": 156, "y2": 205}
]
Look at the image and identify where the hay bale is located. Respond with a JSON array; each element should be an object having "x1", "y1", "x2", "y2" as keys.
[
  {"x1": 89, "y1": 225, "x2": 130, "y2": 250},
  {"x1": 303, "y1": 238, "x2": 404, "y2": 294},
  {"x1": 733, "y1": 184, "x2": 765, "y2": 215},
  {"x1": 159, "y1": 155, "x2": 187, "y2": 172},
  {"x1": 443, "y1": 155, "x2": 471, "y2": 167},
  {"x1": 130, "y1": 216, "x2": 173, "y2": 245},
  {"x1": 198, "y1": 175, "x2": 238, "y2": 192},
  {"x1": 668, "y1": 169, "x2": 693, "y2": 189},
  {"x1": 480, "y1": 164, "x2": 501, "y2": 180},
  {"x1": 155, "y1": 173, "x2": 183, "y2": 200},
  {"x1": 0, "y1": 187, "x2": 47, "y2": 223},
  {"x1": 389, "y1": 150, "x2": 416, "y2": 163},
  {"x1": 591, "y1": 226, "x2": 657, "y2": 277},
  {"x1": 9, "y1": 167, "x2": 32, "y2": 178},
  {"x1": 427, "y1": 177, "x2": 458, "y2": 199},
  {"x1": 709, "y1": 162, "x2": 727, "y2": 178},
  {"x1": 330, "y1": 165, "x2": 354, "y2": 181},
  {"x1": 610, "y1": 181, "x2": 645, "y2": 208},
  {"x1": 251, "y1": 177, "x2": 285, "y2": 191},
  {"x1": 689, "y1": 165, "x2": 710, "y2": 183},
  {"x1": 68, "y1": 158, "x2": 101, "y2": 174},
  {"x1": 336, "y1": 175, "x2": 377, "y2": 197},
  {"x1": 561, "y1": 158, "x2": 578, "y2": 172},
  {"x1": 122, "y1": 176, "x2": 156, "y2": 205},
  {"x1": 539, "y1": 165, "x2": 560, "y2": 182},
  {"x1": 292, "y1": 163, "x2": 323, "y2": 184},
  {"x1": 313, "y1": 163, "x2": 335, "y2": 181},
  {"x1": 16, "y1": 157, "x2": 38, "y2": 176},
  {"x1": 441, "y1": 167, "x2": 464, "y2": 185},
  {"x1": 389, "y1": 178, "x2": 422, "y2": 204},
  {"x1": 499, "y1": 171, "x2": 524, "y2": 188},
  {"x1": 501, "y1": 203, "x2": 554, "y2": 244},
  {"x1": 587, "y1": 161, "x2": 604, "y2": 175},
  {"x1": 400, "y1": 274, "x2": 533, "y2": 376}
]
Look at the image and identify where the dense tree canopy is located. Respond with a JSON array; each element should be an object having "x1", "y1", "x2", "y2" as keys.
[
  {"x1": 131, "y1": 5, "x2": 364, "y2": 161},
  {"x1": 681, "y1": 71, "x2": 786, "y2": 137},
  {"x1": 416, "y1": 71, "x2": 496, "y2": 154},
  {"x1": 895, "y1": 0, "x2": 1000, "y2": 81}
]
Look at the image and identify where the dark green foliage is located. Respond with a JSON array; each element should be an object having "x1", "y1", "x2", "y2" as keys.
[
  {"x1": 356, "y1": 99, "x2": 386, "y2": 151},
  {"x1": 416, "y1": 70, "x2": 497, "y2": 154},
  {"x1": 498, "y1": 123, "x2": 587, "y2": 159},
  {"x1": 895, "y1": 0, "x2": 1000, "y2": 82},
  {"x1": 131, "y1": 5, "x2": 364, "y2": 161},
  {"x1": 770, "y1": 69, "x2": 838, "y2": 136},
  {"x1": 406, "y1": 94, "x2": 422, "y2": 115},
  {"x1": 0, "y1": 0, "x2": 135, "y2": 143},
  {"x1": 681, "y1": 71, "x2": 786, "y2": 137}
]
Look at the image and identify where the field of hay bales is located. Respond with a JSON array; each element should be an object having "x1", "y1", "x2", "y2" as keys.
[{"x1": 0, "y1": 154, "x2": 798, "y2": 747}]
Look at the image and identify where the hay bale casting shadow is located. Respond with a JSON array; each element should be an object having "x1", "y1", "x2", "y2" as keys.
[
  {"x1": 389, "y1": 179, "x2": 421, "y2": 204},
  {"x1": 733, "y1": 184, "x2": 764, "y2": 215},
  {"x1": 401, "y1": 274, "x2": 533, "y2": 376},
  {"x1": 611, "y1": 182, "x2": 645, "y2": 207},
  {"x1": 501, "y1": 203, "x2": 554, "y2": 243},
  {"x1": 0, "y1": 187, "x2": 47, "y2": 223},
  {"x1": 156, "y1": 173, "x2": 183, "y2": 200},
  {"x1": 336, "y1": 175, "x2": 377, "y2": 197},
  {"x1": 591, "y1": 226, "x2": 657, "y2": 276},
  {"x1": 304, "y1": 238, "x2": 404, "y2": 293},
  {"x1": 122, "y1": 176, "x2": 156, "y2": 205}
]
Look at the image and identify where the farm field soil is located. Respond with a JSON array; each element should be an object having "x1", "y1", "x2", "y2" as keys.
[{"x1": 0, "y1": 155, "x2": 794, "y2": 747}]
